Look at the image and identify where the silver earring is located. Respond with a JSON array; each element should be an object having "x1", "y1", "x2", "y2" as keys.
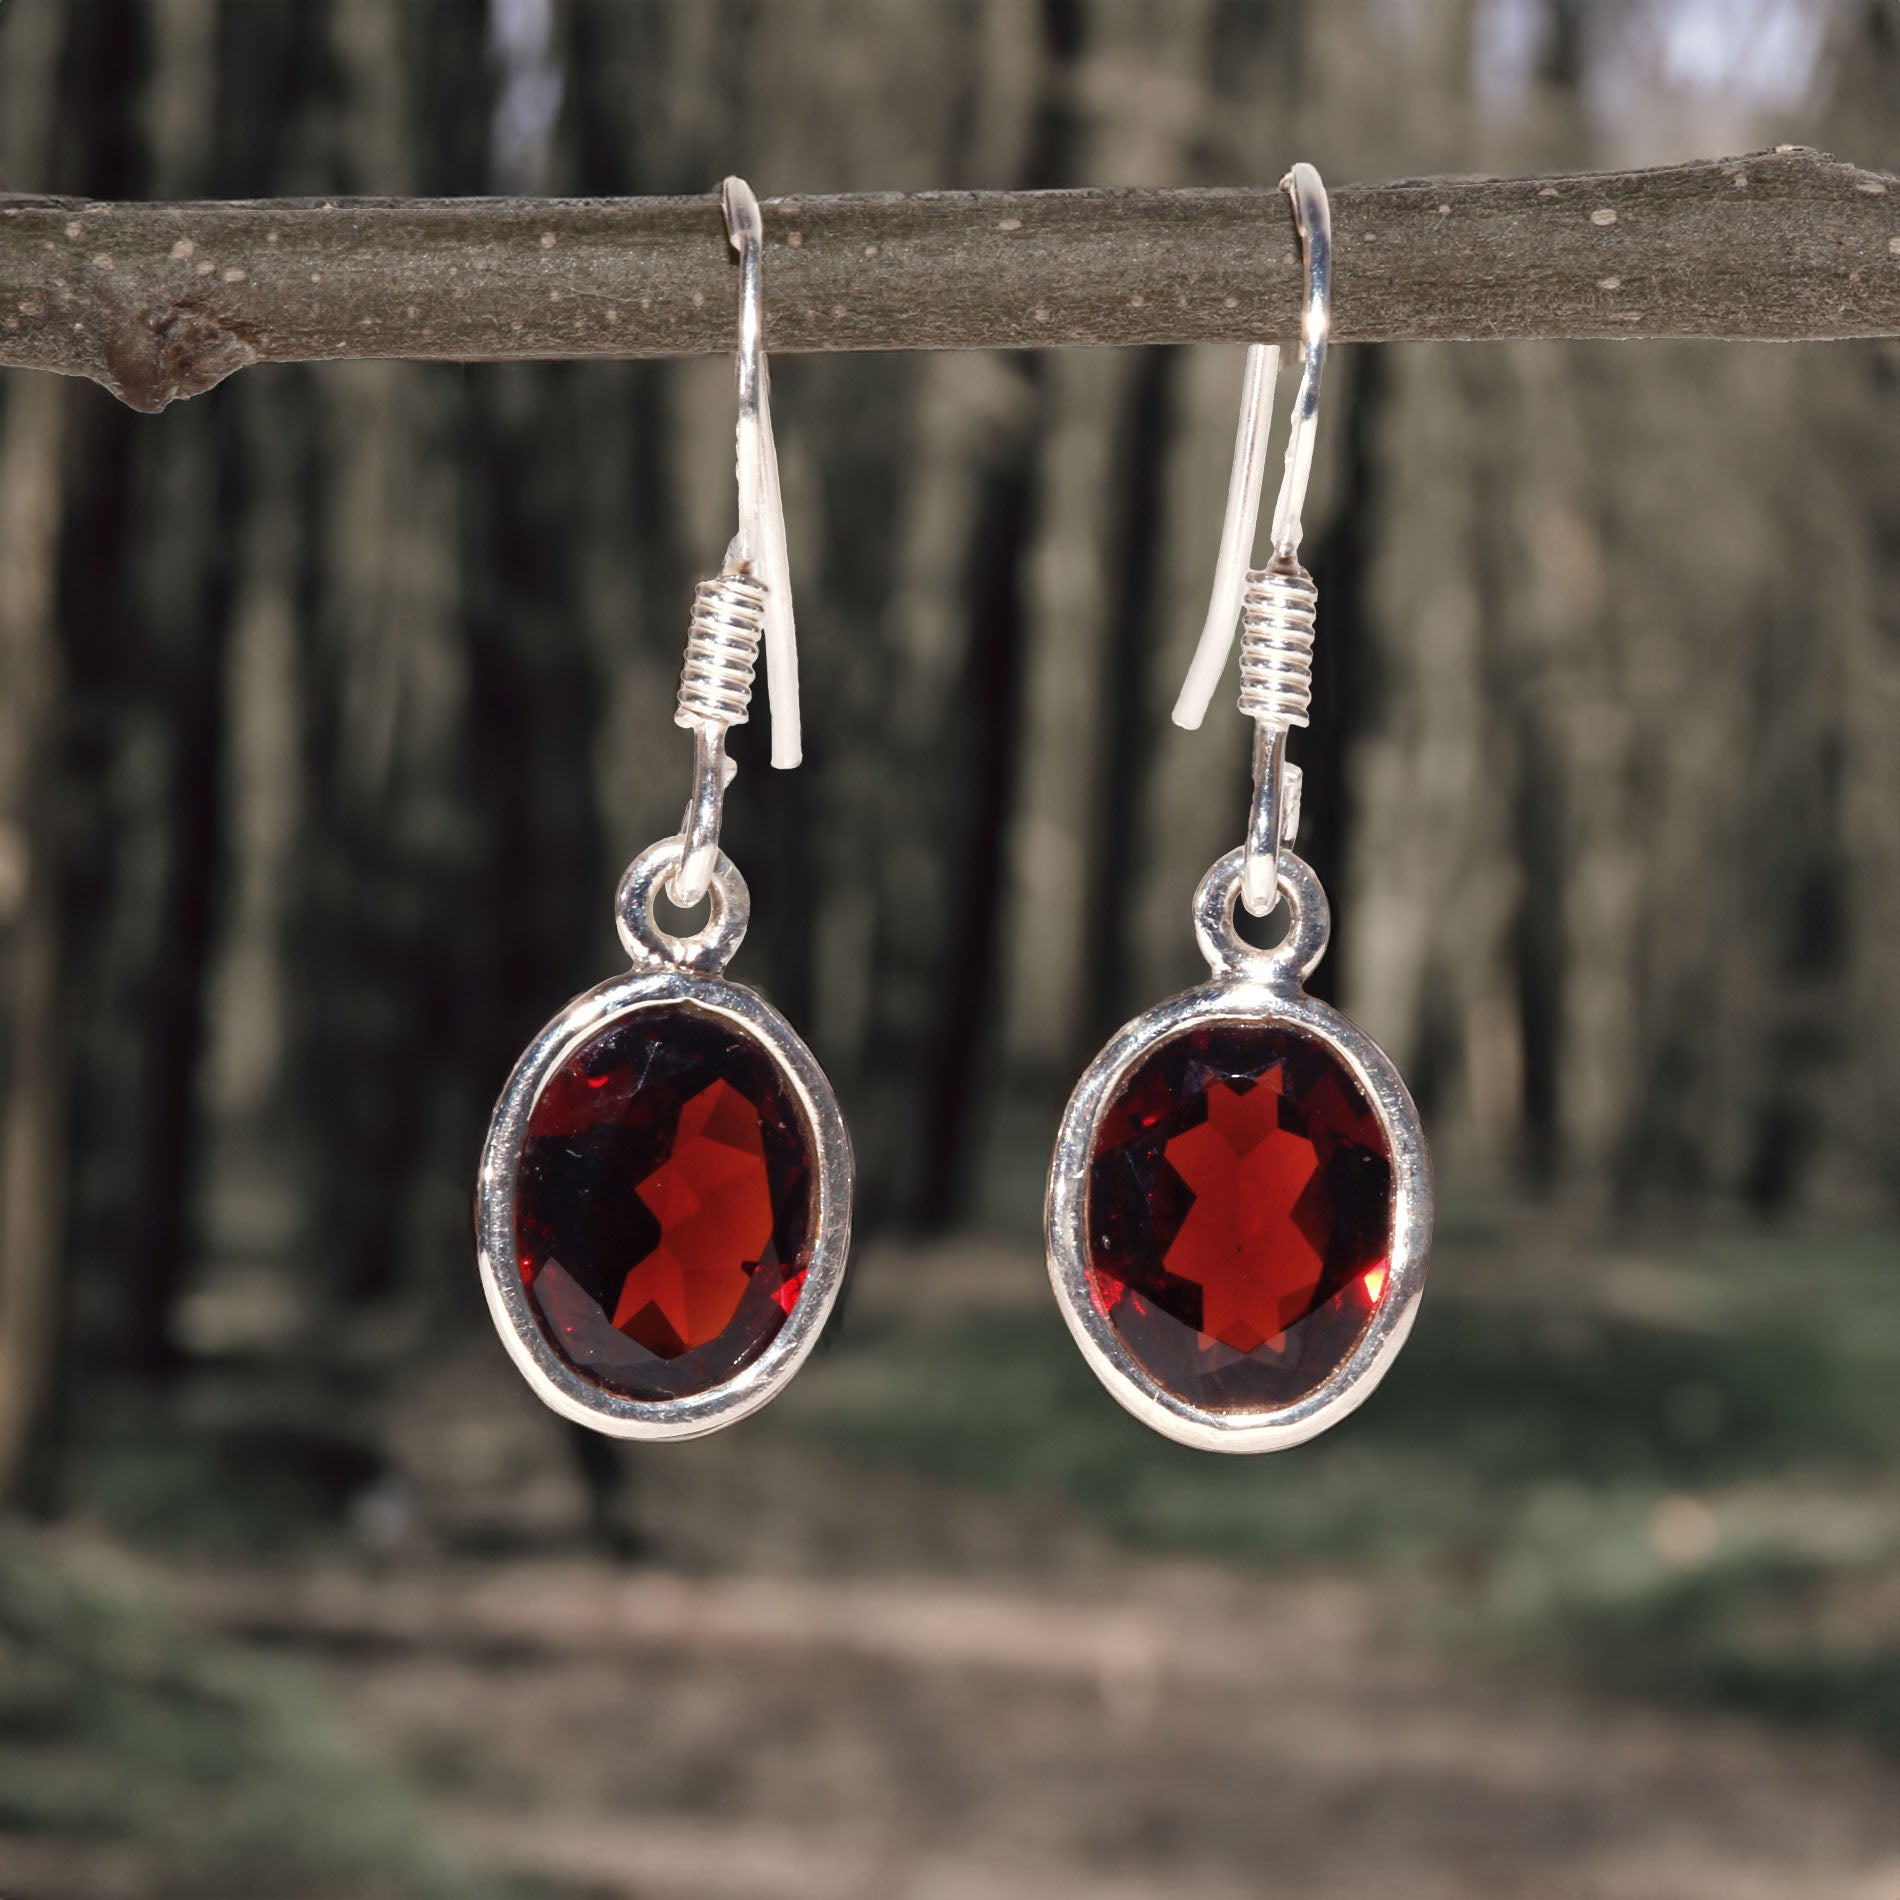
[
  {"x1": 477, "y1": 179, "x2": 851, "y2": 1442},
  {"x1": 1045, "y1": 163, "x2": 1432, "y2": 1454}
]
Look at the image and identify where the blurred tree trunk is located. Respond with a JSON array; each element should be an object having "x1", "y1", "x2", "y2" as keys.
[
  {"x1": 1804, "y1": 0, "x2": 1900, "y2": 1207},
  {"x1": 32, "y1": 0, "x2": 230, "y2": 1408},
  {"x1": 0, "y1": 366, "x2": 68, "y2": 1508},
  {"x1": 1000, "y1": 2, "x2": 1205, "y2": 1104},
  {"x1": 285, "y1": 0, "x2": 471, "y2": 1310},
  {"x1": 109, "y1": 0, "x2": 230, "y2": 1375},
  {"x1": 0, "y1": 3, "x2": 85, "y2": 1507}
]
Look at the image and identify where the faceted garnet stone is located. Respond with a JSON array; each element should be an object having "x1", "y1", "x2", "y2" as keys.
[
  {"x1": 514, "y1": 1004, "x2": 815, "y2": 1402},
  {"x1": 1085, "y1": 1022, "x2": 1392, "y2": 1412}
]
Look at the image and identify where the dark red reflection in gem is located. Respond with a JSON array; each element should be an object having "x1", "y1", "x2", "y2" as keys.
[
  {"x1": 514, "y1": 1005, "x2": 814, "y2": 1402},
  {"x1": 1085, "y1": 1022, "x2": 1391, "y2": 1412}
]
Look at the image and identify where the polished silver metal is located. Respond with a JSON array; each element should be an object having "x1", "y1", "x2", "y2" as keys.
[
  {"x1": 1266, "y1": 163, "x2": 1331, "y2": 564},
  {"x1": 672, "y1": 571, "x2": 767, "y2": 907},
  {"x1": 1171, "y1": 162, "x2": 1332, "y2": 918},
  {"x1": 1245, "y1": 725, "x2": 1291, "y2": 920},
  {"x1": 1192, "y1": 842, "x2": 1329, "y2": 985},
  {"x1": 666, "y1": 179, "x2": 799, "y2": 910},
  {"x1": 677, "y1": 570, "x2": 767, "y2": 727},
  {"x1": 1176, "y1": 338, "x2": 1281, "y2": 725},
  {"x1": 1045, "y1": 849, "x2": 1431, "y2": 1454},
  {"x1": 1172, "y1": 165, "x2": 1331, "y2": 730},
  {"x1": 617, "y1": 833, "x2": 752, "y2": 975},
  {"x1": 480, "y1": 180, "x2": 837, "y2": 1442},
  {"x1": 1236, "y1": 560, "x2": 1316, "y2": 725},
  {"x1": 672, "y1": 725, "x2": 732, "y2": 913},
  {"x1": 476, "y1": 957, "x2": 853, "y2": 1444},
  {"x1": 1237, "y1": 555, "x2": 1318, "y2": 914},
  {"x1": 721, "y1": 175, "x2": 799, "y2": 770}
]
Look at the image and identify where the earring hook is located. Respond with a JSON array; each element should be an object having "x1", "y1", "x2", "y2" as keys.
[
  {"x1": 665, "y1": 180, "x2": 799, "y2": 914},
  {"x1": 721, "y1": 176, "x2": 800, "y2": 770},
  {"x1": 1267, "y1": 162, "x2": 1331, "y2": 561},
  {"x1": 1171, "y1": 339, "x2": 1281, "y2": 733},
  {"x1": 1170, "y1": 162, "x2": 1331, "y2": 732}
]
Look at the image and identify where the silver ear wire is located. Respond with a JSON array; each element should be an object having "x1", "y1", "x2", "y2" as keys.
[
  {"x1": 1266, "y1": 163, "x2": 1331, "y2": 562},
  {"x1": 668, "y1": 178, "x2": 801, "y2": 911},
  {"x1": 721, "y1": 175, "x2": 800, "y2": 771},
  {"x1": 1170, "y1": 162, "x2": 1332, "y2": 917},
  {"x1": 1172, "y1": 339, "x2": 1281, "y2": 731}
]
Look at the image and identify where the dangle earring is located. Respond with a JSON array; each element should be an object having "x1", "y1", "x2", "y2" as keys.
[
  {"x1": 477, "y1": 179, "x2": 851, "y2": 1441},
  {"x1": 1045, "y1": 164, "x2": 1431, "y2": 1453}
]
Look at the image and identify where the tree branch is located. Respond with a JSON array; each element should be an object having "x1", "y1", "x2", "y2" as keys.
[{"x1": 2, "y1": 147, "x2": 1895, "y2": 413}]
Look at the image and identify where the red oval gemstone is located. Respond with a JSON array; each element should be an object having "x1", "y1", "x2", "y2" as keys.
[
  {"x1": 1085, "y1": 1023, "x2": 1392, "y2": 1412},
  {"x1": 514, "y1": 1005, "x2": 815, "y2": 1401}
]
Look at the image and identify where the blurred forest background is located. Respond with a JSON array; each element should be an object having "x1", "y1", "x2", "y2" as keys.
[{"x1": 2, "y1": 2, "x2": 1899, "y2": 1898}]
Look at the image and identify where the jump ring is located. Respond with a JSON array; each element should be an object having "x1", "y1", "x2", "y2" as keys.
[
  {"x1": 1192, "y1": 847, "x2": 1330, "y2": 986},
  {"x1": 616, "y1": 836, "x2": 751, "y2": 974}
]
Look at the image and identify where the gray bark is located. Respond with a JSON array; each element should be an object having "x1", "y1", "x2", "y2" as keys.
[{"x1": 2, "y1": 147, "x2": 1898, "y2": 411}]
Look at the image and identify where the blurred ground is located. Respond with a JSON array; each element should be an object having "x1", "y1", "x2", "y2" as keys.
[{"x1": 5, "y1": 1216, "x2": 1900, "y2": 1899}]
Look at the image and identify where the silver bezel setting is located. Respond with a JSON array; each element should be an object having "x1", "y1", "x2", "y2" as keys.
[
  {"x1": 1045, "y1": 849, "x2": 1432, "y2": 1454},
  {"x1": 477, "y1": 843, "x2": 852, "y2": 1441}
]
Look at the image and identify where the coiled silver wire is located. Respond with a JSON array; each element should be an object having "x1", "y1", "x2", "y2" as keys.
[
  {"x1": 1237, "y1": 560, "x2": 1315, "y2": 729},
  {"x1": 676, "y1": 572, "x2": 768, "y2": 730}
]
